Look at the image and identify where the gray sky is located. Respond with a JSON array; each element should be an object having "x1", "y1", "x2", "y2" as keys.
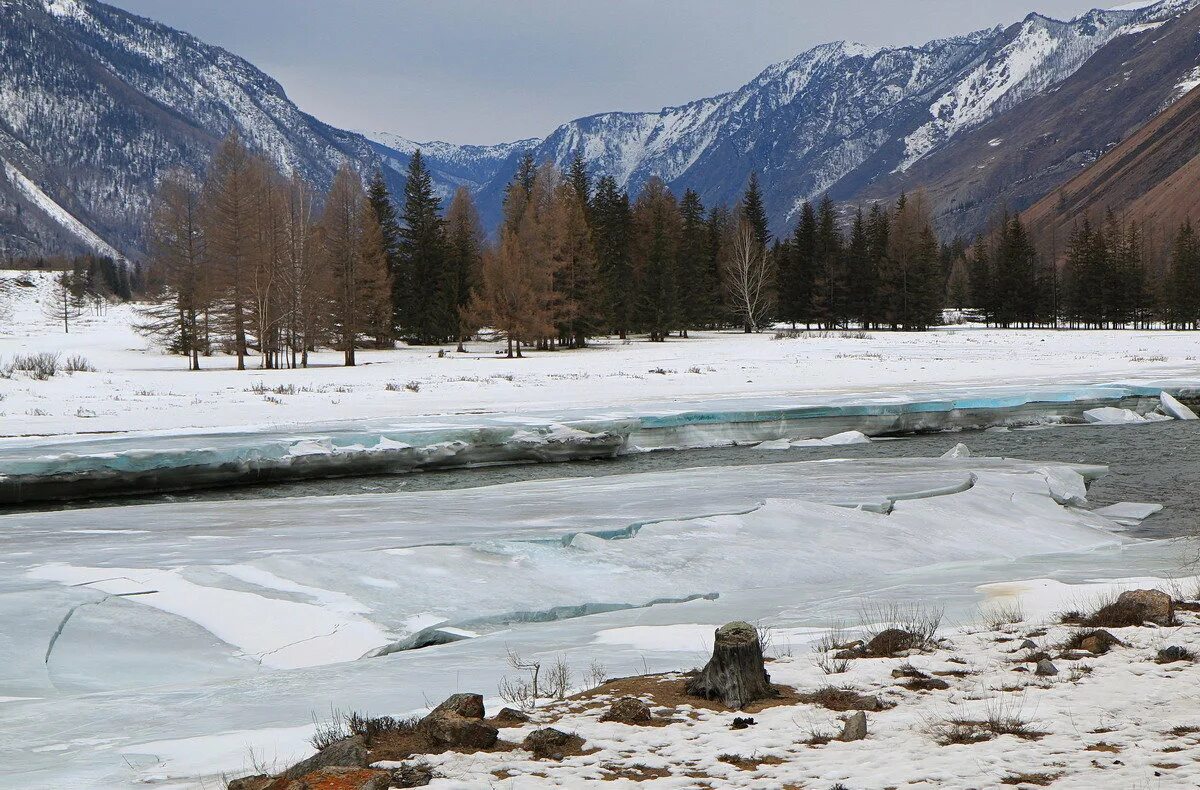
[{"x1": 109, "y1": 0, "x2": 1120, "y2": 145}]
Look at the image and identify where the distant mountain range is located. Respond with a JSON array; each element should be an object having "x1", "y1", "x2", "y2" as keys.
[{"x1": 2, "y1": 0, "x2": 1199, "y2": 258}]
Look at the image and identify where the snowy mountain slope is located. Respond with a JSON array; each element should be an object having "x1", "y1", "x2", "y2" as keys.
[
  {"x1": 0, "y1": 0, "x2": 457, "y2": 258},
  {"x1": 4, "y1": 0, "x2": 1199, "y2": 256},
  {"x1": 361, "y1": 131, "x2": 539, "y2": 201},
  {"x1": 863, "y1": 0, "x2": 1200, "y2": 239},
  {"x1": 465, "y1": 0, "x2": 1198, "y2": 234}
]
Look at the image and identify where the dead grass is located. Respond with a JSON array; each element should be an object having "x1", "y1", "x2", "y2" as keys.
[
  {"x1": 717, "y1": 753, "x2": 786, "y2": 771},
  {"x1": 925, "y1": 696, "x2": 1046, "y2": 745},
  {"x1": 797, "y1": 685, "x2": 893, "y2": 712},
  {"x1": 1086, "y1": 742, "x2": 1121, "y2": 753},
  {"x1": 598, "y1": 764, "x2": 673, "y2": 781},
  {"x1": 1000, "y1": 772, "x2": 1062, "y2": 786},
  {"x1": 565, "y1": 673, "x2": 802, "y2": 716}
]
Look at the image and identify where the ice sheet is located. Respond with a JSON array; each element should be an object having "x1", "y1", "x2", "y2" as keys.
[
  {"x1": 0, "y1": 380, "x2": 1192, "y2": 503},
  {"x1": 0, "y1": 453, "x2": 1158, "y2": 788}
]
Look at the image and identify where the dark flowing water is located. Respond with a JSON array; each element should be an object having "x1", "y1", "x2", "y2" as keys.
[{"x1": 26, "y1": 421, "x2": 1200, "y2": 539}]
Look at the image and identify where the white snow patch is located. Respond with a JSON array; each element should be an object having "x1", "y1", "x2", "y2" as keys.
[{"x1": 2, "y1": 161, "x2": 122, "y2": 260}]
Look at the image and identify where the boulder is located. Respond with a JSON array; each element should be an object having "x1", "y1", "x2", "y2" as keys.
[
  {"x1": 492, "y1": 707, "x2": 531, "y2": 726},
  {"x1": 599, "y1": 697, "x2": 652, "y2": 725},
  {"x1": 522, "y1": 727, "x2": 584, "y2": 760},
  {"x1": 1115, "y1": 589, "x2": 1174, "y2": 626},
  {"x1": 282, "y1": 736, "x2": 367, "y2": 779},
  {"x1": 840, "y1": 711, "x2": 867, "y2": 742},
  {"x1": 417, "y1": 710, "x2": 498, "y2": 749},
  {"x1": 429, "y1": 692, "x2": 485, "y2": 720},
  {"x1": 866, "y1": 629, "x2": 919, "y2": 656},
  {"x1": 1035, "y1": 660, "x2": 1059, "y2": 677}
]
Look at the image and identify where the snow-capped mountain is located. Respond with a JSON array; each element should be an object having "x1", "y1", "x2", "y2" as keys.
[
  {"x1": 0, "y1": 0, "x2": 489, "y2": 259},
  {"x1": 361, "y1": 132, "x2": 538, "y2": 202},
  {"x1": 465, "y1": 0, "x2": 1198, "y2": 233},
  {"x1": 2, "y1": 0, "x2": 1199, "y2": 257}
]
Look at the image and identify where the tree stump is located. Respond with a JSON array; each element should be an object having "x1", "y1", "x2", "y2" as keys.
[{"x1": 685, "y1": 621, "x2": 775, "y2": 709}]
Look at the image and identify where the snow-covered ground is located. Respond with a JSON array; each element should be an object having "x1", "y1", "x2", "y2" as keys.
[
  {"x1": 2, "y1": 271, "x2": 1200, "y2": 439},
  {"x1": 3, "y1": 273, "x2": 1200, "y2": 788}
]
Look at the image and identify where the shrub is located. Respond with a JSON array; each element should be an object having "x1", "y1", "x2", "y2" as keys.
[
  {"x1": 63, "y1": 354, "x2": 96, "y2": 373},
  {"x1": 11, "y1": 352, "x2": 60, "y2": 380}
]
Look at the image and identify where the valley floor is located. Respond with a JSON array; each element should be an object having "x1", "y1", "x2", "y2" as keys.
[{"x1": 2, "y1": 272, "x2": 1200, "y2": 438}]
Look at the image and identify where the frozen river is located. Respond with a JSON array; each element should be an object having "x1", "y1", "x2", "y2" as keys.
[{"x1": 1, "y1": 419, "x2": 1197, "y2": 788}]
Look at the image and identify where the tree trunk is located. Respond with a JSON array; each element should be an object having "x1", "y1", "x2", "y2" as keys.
[{"x1": 685, "y1": 621, "x2": 775, "y2": 709}]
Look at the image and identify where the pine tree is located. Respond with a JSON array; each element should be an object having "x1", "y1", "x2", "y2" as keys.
[
  {"x1": 591, "y1": 175, "x2": 634, "y2": 338},
  {"x1": 812, "y1": 195, "x2": 845, "y2": 328},
  {"x1": 568, "y1": 152, "x2": 591, "y2": 219},
  {"x1": 740, "y1": 172, "x2": 771, "y2": 250},
  {"x1": 845, "y1": 208, "x2": 874, "y2": 327},
  {"x1": 1168, "y1": 221, "x2": 1200, "y2": 329},
  {"x1": 550, "y1": 177, "x2": 602, "y2": 347},
  {"x1": 444, "y1": 187, "x2": 486, "y2": 351},
  {"x1": 865, "y1": 204, "x2": 891, "y2": 329},
  {"x1": 705, "y1": 204, "x2": 732, "y2": 326},
  {"x1": 778, "y1": 201, "x2": 816, "y2": 329},
  {"x1": 398, "y1": 151, "x2": 451, "y2": 343},
  {"x1": 632, "y1": 177, "x2": 681, "y2": 341},
  {"x1": 367, "y1": 170, "x2": 403, "y2": 335},
  {"x1": 676, "y1": 189, "x2": 708, "y2": 336}
]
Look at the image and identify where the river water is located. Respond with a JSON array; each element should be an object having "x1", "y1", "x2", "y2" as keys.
[{"x1": 29, "y1": 421, "x2": 1199, "y2": 539}]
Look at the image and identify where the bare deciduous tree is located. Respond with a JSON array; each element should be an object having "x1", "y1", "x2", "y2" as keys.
[{"x1": 725, "y1": 220, "x2": 774, "y2": 332}]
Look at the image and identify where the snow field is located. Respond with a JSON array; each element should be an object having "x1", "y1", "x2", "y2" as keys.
[{"x1": 3, "y1": 271, "x2": 1200, "y2": 439}]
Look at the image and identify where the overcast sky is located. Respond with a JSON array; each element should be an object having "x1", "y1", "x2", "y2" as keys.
[{"x1": 108, "y1": 1, "x2": 1121, "y2": 145}]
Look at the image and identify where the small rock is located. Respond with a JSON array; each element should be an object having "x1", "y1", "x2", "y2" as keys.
[
  {"x1": 902, "y1": 676, "x2": 951, "y2": 691},
  {"x1": 282, "y1": 736, "x2": 367, "y2": 779},
  {"x1": 599, "y1": 696, "x2": 652, "y2": 725},
  {"x1": 1079, "y1": 630, "x2": 1124, "y2": 655},
  {"x1": 730, "y1": 716, "x2": 756, "y2": 730},
  {"x1": 1018, "y1": 639, "x2": 1038, "y2": 650},
  {"x1": 840, "y1": 711, "x2": 868, "y2": 741},
  {"x1": 522, "y1": 727, "x2": 584, "y2": 760},
  {"x1": 1035, "y1": 660, "x2": 1059, "y2": 676},
  {"x1": 429, "y1": 692, "x2": 485, "y2": 720},
  {"x1": 492, "y1": 707, "x2": 531, "y2": 726},
  {"x1": 1156, "y1": 646, "x2": 1194, "y2": 664},
  {"x1": 1116, "y1": 589, "x2": 1174, "y2": 626},
  {"x1": 391, "y1": 762, "x2": 434, "y2": 788}
]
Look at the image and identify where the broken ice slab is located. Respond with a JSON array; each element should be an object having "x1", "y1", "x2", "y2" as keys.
[
  {"x1": 1092, "y1": 502, "x2": 1164, "y2": 528},
  {"x1": 1161, "y1": 391, "x2": 1199, "y2": 420}
]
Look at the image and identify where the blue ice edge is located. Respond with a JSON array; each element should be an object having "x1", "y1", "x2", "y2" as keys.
[{"x1": 0, "y1": 380, "x2": 1194, "y2": 503}]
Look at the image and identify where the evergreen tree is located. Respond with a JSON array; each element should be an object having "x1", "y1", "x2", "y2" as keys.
[
  {"x1": 676, "y1": 189, "x2": 708, "y2": 336},
  {"x1": 705, "y1": 204, "x2": 732, "y2": 326},
  {"x1": 1168, "y1": 221, "x2": 1200, "y2": 329},
  {"x1": 632, "y1": 177, "x2": 680, "y2": 341},
  {"x1": 845, "y1": 208, "x2": 874, "y2": 327},
  {"x1": 812, "y1": 195, "x2": 845, "y2": 328},
  {"x1": 444, "y1": 187, "x2": 486, "y2": 351},
  {"x1": 398, "y1": 150, "x2": 452, "y2": 343},
  {"x1": 367, "y1": 170, "x2": 402, "y2": 335},
  {"x1": 568, "y1": 152, "x2": 591, "y2": 219},
  {"x1": 865, "y1": 204, "x2": 891, "y2": 329},
  {"x1": 591, "y1": 175, "x2": 634, "y2": 338},
  {"x1": 740, "y1": 172, "x2": 771, "y2": 250},
  {"x1": 778, "y1": 201, "x2": 816, "y2": 329}
]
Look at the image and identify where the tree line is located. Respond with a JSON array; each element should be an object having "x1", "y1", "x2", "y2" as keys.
[
  {"x1": 140, "y1": 131, "x2": 1200, "y2": 370},
  {"x1": 951, "y1": 211, "x2": 1200, "y2": 330}
]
